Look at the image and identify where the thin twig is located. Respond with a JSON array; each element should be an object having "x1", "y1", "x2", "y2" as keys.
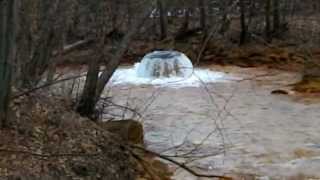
[
  {"x1": 130, "y1": 145, "x2": 232, "y2": 179},
  {"x1": 12, "y1": 74, "x2": 86, "y2": 99}
]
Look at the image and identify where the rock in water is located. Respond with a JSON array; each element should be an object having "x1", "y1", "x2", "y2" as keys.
[{"x1": 137, "y1": 51, "x2": 193, "y2": 78}]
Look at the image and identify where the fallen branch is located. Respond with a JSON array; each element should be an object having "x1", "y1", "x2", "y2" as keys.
[
  {"x1": 130, "y1": 150, "x2": 162, "y2": 180},
  {"x1": 130, "y1": 145, "x2": 232, "y2": 180},
  {"x1": 52, "y1": 39, "x2": 94, "y2": 57},
  {"x1": 12, "y1": 74, "x2": 86, "y2": 99},
  {"x1": 86, "y1": 120, "x2": 232, "y2": 179}
]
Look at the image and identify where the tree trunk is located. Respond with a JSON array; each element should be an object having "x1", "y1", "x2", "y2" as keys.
[
  {"x1": 176, "y1": 7, "x2": 191, "y2": 38},
  {"x1": 21, "y1": 0, "x2": 58, "y2": 88},
  {"x1": 157, "y1": 0, "x2": 167, "y2": 40},
  {"x1": 127, "y1": 0, "x2": 132, "y2": 27},
  {"x1": 95, "y1": 13, "x2": 149, "y2": 101},
  {"x1": 182, "y1": 8, "x2": 190, "y2": 30},
  {"x1": 265, "y1": 0, "x2": 272, "y2": 42},
  {"x1": 272, "y1": 0, "x2": 280, "y2": 36},
  {"x1": 111, "y1": 0, "x2": 119, "y2": 30},
  {"x1": 0, "y1": 0, "x2": 17, "y2": 128},
  {"x1": 76, "y1": 8, "x2": 151, "y2": 118},
  {"x1": 219, "y1": 0, "x2": 231, "y2": 35},
  {"x1": 76, "y1": 55, "x2": 100, "y2": 118},
  {"x1": 198, "y1": 0, "x2": 207, "y2": 36},
  {"x1": 239, "y1": 0, "x2": 247, "y2": 45},
  {"x1": 47, "y1": 1, "x2": 66, "y2": 84}
]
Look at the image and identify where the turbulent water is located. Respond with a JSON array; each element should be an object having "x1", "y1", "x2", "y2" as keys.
[
  {"x1": 110, "y1": 50, "x2": 239, "y2": 88},
  {"x1": 110, "y1": 65, "x2": 235, "y2": 88},
  {"x1": 104, "y1": 66, "x2": 320, "y2": 179},
  {"x1": 54, "y1": 63, "x2": 320, "y2": 179},
  {"x1": 136, "y1": 51, "x2": 193, "y2": 78}
]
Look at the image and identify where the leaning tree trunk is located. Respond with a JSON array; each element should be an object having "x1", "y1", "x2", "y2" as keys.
[
  {"x1": 76, "y1": 56, "x2": 100, "y2": 118},
  {"x1": 0, "y1": 0, "x2": 17, "y2": 128},
  {"x1": 77, "y1": 7, "x2": 152, "y2": 118},
  {"x1": 95, "y1": 12, "x2": 150, "y2": 103}
]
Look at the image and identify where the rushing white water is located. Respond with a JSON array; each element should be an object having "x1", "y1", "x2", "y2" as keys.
[
  {"x1": 110, "y1": 64, "x2": 235, "y2": 88},
  {"x1": 53, "y1": 63, "x2": 320, "y2": 179},
  {"x1": 105, "y1": 67, "x2": 320, "y2": 179},
  {"x1": 109, "y1": 51, "x2": 238, "y2": 88},
  {"x1": 136, "y1": 51, "x2": 193, "y2": 78}
]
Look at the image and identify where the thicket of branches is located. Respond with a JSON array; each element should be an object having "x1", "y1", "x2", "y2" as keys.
[{"x1": 1, "y1": 0, "x2": 320, "y2": 125}]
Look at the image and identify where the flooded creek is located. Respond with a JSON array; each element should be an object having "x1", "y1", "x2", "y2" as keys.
[{"x1": 56, "y1": 65, "x2": 320, "y2": 179}]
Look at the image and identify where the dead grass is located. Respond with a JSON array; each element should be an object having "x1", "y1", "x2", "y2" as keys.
[
  {"x1": 1, "y1": 92, "x2": 175, "y2": 180},
  {"x1": 293, "y1": 148, "x2": 317, "y2": 159},
  {"x1": 293, "y1": 76, "x2": 320, "y2": 93}
]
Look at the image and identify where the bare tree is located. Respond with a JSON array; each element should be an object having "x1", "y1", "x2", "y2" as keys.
[
  {"x1": 157, "y1": 0, "x2": 167, "y2": 40},
  {"x1": 0, "y1": 0, "x2": 18, "y2": 127},
  {"x1": 265, "y1": 0, "x2": 272, "y2": 42},
  {"x1": 272, "y1": 0, "x2": 280, "y2": 36},
  {"x1": 198, "y1": 0, "x2": 207, "y2": 36},
  {"x1": 239, "y1": 0, "x2": 247, "y2": 45},
  {"x1": 77, "y1": 3, "x2": 153, "y2": 118},
  {"x1": 20, "y1": 0, "x2": 61, "y2": 87}
]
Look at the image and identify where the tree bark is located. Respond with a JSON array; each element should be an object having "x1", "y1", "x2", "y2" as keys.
[
  {"x1": 127, "y1": 0, "x2": 132, "y2": 27},
  {"x1": 176, "y1": 7, "x2": 191, "y2": 38},
  {"x1": 182, "y1": 8, "x2": 191, "y2": 30},
  {"x1": 219, "y1": 0, "x2": 231, "y2": 35},
  {"x1": 111, "y1": 0, "x2": 119, "y2": 30},
  {"x1": 95, "y1": 13, "x2": 150, "y2": 101},
  {"x1": 157, "y1": 0, "x2": 167, "y2": 40},
  {"x1": 198, "y1": 0, "x2": 207, "y2": 36},
  {"x1": 265, "y1": 0, "x2": 272, "y2": 42},
  {"x1": 239, "y1": 0, "x2": 247, "y2": 45},
  {"x1": 76, "y1": 55, "x2": 100, "y2": 118},
  {"x1": 272, "y1": 0, "x2": 280, "y2": 36},
  {"x1": 0, "y1": 0, "x2": 17, "y2": 128},
  {"x1": 21, "y1": 0, "x2": 59, "y2": 88},
  {"x1": 76, "y1": 8, "x2": 152, "y2": 118}
]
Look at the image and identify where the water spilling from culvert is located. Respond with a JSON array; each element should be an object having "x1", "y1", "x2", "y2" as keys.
[
  {"x1": 136, "y1": 51, "x2": 193, "y2": 78},
  {"x1": 109, "y1": 51, "x2": 238, "y2": 88}
]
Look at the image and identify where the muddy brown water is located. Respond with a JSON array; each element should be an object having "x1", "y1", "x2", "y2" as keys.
[{"x1": 56, "y1": 65, "x2": 320, "y2": 179}]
